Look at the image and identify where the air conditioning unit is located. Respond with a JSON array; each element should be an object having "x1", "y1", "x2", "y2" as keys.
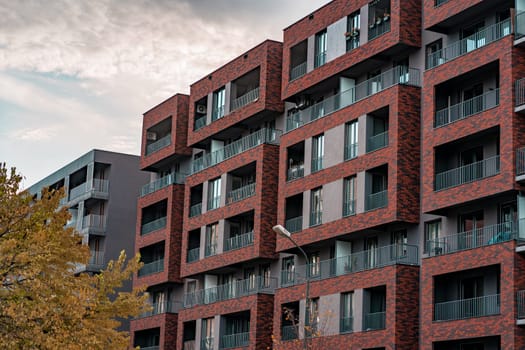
[
  {"x1": 146, "y1": 132, "x2": 157, "y2": 141},
  {"x1": 196, "y1": 105, "x2": 207, "y2": 114}
]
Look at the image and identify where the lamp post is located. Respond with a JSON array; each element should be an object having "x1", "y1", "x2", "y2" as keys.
[{"x1": 273, "y1": 224, "x2": 309, "y2": 350}]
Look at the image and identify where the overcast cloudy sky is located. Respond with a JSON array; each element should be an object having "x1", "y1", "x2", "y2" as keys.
[{"x1": 0, "y1": 0, "x2": 328, "y2": 188}]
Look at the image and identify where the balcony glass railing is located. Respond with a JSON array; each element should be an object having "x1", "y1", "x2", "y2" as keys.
[
  {"x1": 192, "y1": 128, "x2": 280, "y2": 174},
  {"x1": 290, "y1": 61, "x2": 307, "y2": 81},
  {"x1": 138, "y1": 258, "x2": 164, "y2": 277},
  {"x1": 517, "y1": 11, "x2": 525, "y2": 39},
  {"x1": 137, "y1": 301, "x2": 183, "y2": 318},
  {"x1": 201, "y1": 337, "x2": 214, "y2": 350},
  {"x1": 285, "y1": 216, "x2": 303, "y2": 233},
  {"x1": 343, "y1": 200, "x2": 356, "y2": 217},
  {"x1": 204, "y1": 242, "x2": 218, "y2": 257},
  {"x1": 194, "y1": 115, "x2": 207, "y2": 131},
  {"x1": 516, "y1": 78, "x2": 525, "y2": 107},
  {"x1": 364, "y1": 311, "x2": 386, "y2": 330},
  {"x1": 518, "y1": 148, "x2": 525, "y2": 176},
  {"x1": 141, "y1": 173, "x2": 186, "y2": 197},
  {"x1": 427, "y1": 221, "x2": 516, "y2": 256},
  {"x1": 68, "y1": 183, "x2": 87, "y2": 201},
  {"x1": 365, "y1": 190, "x2": 388, "y2": 211},
  {"x1": 141, "y1": 216, "x2": 167, "y2": 235},
  {"x1": 368, "y1": 17, "x2": 391, "y2": 41},
  {"x1": 69, "y1": 178, "x2": 110, "y2": 201},
  {"x1": 82, "y1": 214, "x2": 106, "y2": 230},
  {"x1": 434, "y1": 0, "x2": 449, "y2": 6},
  {"x1": 344, "y1": 143, "x2": 358, "y2": 161},
  {"x1": 281, "y1": 325, "x2": 299, "y2": 341},
  {"x1": 183, "y1": 276, "x2": 277, "y2": 307},
  {"x1": 187, "y1": 247, "x2": 200, "y2": 263},
  {"x1": 286, "y1": 66, "x2": 420, "y2": 132},
  {"x1": 88, "y1": 251, "x2": 104, "y2": 269},
  {"x1": 518, "y1": 290, "x2": 525, "y2": 319},
  {"x1": 146, "y1": 134, "x2": 171, "y2": 155},
  {"x1": 311, "y1": 157, "x2": 323, "y2": 173},
  {"x1": 434, "y1": 294, "x2": 500, "y2": 321},
  {"x1": 366, "y1": 131, "x2": 389, "y2": 152},
  {"x1": 220, "y1": 332, "x2": 249, "y2": 349},
  {"x1": 207, "y1": 196, "x2": 221, "y2": 211},
  {"x1": 340, "y1": 316, "x2": 353, "y2": 333},
  {"x1": 435, "y1": 89, "x2": 499, "y2": 127},
  {"x1": 309, "y1": 211, "x2": 322, "y2": 227},
  {"x1": 280, "y1": 243, "x2": 418, "y2": 287},
  {"x1": 211, "y1": 106, "x2": 225, "y2": 121},
  {"x1": 92, "y1": 178, "x2": 109, "y2": 193},
  {"x1": 314, "y1": 51, "x2": 327, "y2": 68},
  {"x1": 226, "y1": 183, "x2": 256, "y2": 204},
  {"x1": 189, "y1": 203, "x2": 202, "y2": 217},
  {"x1": 426, "y1": 19, "x2": 511, "y2": 69},
  {"x1": 230, "y1": 87, "x2": 260, "y2": 111},
  {"x1": 287, "y1": 165, "x2": 304, "y2": 181},
  {"x1": 434, "y1": 155, "x2": 500, "y2": 191},
  {"x1": 224, "y1": 231, "x2": 254, "y2": 252}
]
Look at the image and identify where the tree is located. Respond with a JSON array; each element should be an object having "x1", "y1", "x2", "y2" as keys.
[{"x1": 0, "y1": 164, "x2": 149, "y2": 349}]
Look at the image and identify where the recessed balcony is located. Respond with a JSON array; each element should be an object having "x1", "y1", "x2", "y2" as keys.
[
  {"x1": 146, "y1": 134, "x2": 171, "y2": 155},
  {"x1": 223, "y1": 230, "x2": 254, "y2": 252},
  {"x1": 138, "y1": 258, "x2": 164, "y2": 277},
  {"x1": 434, "y1": 294, "x2": 500, "y2": 321},
  {"x1": 434, "y1": 155, "x2": 500, "y2": 191},
  {"x1": 141, "y1": 216, "x2": 167, "y2": 235},
  {"x1": 140, "y1": 173, "x2": 186, "y2": 197},
  {"x1": 434, "y1": 89, "x2": 499, "y2": 127},
  {"x1": 136, "y1": 301, "x2": 183, "y2": 319}
]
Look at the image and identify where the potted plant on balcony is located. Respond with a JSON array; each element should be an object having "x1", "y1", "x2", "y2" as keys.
[
  {"x1": 383, "y1": 12, "x2": 390, "y2": 21},
  {"x1": 344, "y1": 28, "x2": 360, "y2": 40}
]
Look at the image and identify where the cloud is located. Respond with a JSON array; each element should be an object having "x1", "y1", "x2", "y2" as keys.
[{"x1": 10, "y1": 127, "x2": 59, "y2": 141}]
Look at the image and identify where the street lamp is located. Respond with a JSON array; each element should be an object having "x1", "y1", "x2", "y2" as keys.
[{"x1": 273, "y1": 224, "x2": 309, "y2": 350}]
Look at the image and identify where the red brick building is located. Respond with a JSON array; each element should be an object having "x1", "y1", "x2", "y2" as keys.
[{"x1": 131, "y1": 1, "x2": 525, "y2": 349}]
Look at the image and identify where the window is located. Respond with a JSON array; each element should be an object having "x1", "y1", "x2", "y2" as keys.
[
  {"x1": 201, "y1": 318, "x2": 214, "y2": 350},
  {"x1": 424, "y1": 220, "x2": 441, "y2": 254},
  {"x1": 282, "y1": 256, "x2": 295, "y2": 285},
  {"x1": 365, "y1": 237, "x2": 378, "y2": 268},
  {"x1": 244, "y1": 267, "x2": 257, "y2": 290},
  {"x1": 425, "y1": 39, "x2": 443, "y2": 68},
  {"x1": 308, "y1": 252, "x2": 320, "y2": 278},
  {"x1": 310, "y1": 187, "x2": 323, "y2": 226},
  {"x1": 212, "y1": 87, "x2": 226, "y2": 121},
  {"x1": 344, "y1": 120, "x2": 358, "y2": 160},
  {"x1": 343, "y1": 176, "x2": 356, "y2": 217},
  {"x1": 346, "y1": 11, "x2": 360, "y2": 51},
  {"x1": 314, "y1": 30, "x2": 327, "y2": 68},
  {"x1": 340, "y1": 292, "x2": 354, "y2": 333},
  {"x1": 305, "y1": 298, "x2": 319, "y2": 336},
  {"x1": 311, "y1": 134, "x2": 324, "y2": 172},
  {"x1": 260, "y1": 263, "x2": 271, "y2": 288},
  {"x1": 207, "y1": 177, "x2": 221, "y2": 210},
  {"x1": 391, "y1": 230, "x2": 407, "y2": 258},
  {"x1": 205, "y1": 223, "x2": 218, "y2": 257}
]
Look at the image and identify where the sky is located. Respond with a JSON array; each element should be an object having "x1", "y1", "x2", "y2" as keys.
[{"x1": 0, "y1": 0, "x2": 329, "y2": 188}]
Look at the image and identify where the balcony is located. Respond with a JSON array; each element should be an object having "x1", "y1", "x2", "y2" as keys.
[
  {"x1": 365, "y1": 190, "x2": 388, "y2": 211},
  {"x1": 194, "y1": 115, "x2": 207, "y2": 131},
  {"x1": 368, "y1": 17, "x2": 391, "y2": 41},
  {"x1": 518, "y1": 290, "x2": 525, "y2": 322},
  {"x1": 434, "y1": 89, "x2": 499, "y2": 127},
  {"x1": 309, "y1": 211, "x2": 322, "y2": 227},
  {"x1": 69, "y1": 178, "x2": 109, "y2": 201},
  {"x1": 340, "y1": 316, "x2": 353, "y2": 333},
  {"x1": 311, "y1": 157, "x2": 323, "y2": 173},
  {"x1": 434, "y1": 0, "x2": 449, "y2": 6},
  {"x1": 141, "y1": 216, "x2": 167, "y2": 235},
  {"x1": 286, "y1": 66, "x2": 420, "y2": 132},
  {"x1": 314, "y1": 51, "x2": 326, "y2": 68},
  {"x1": 140, "y1": 173, "x2": 186, "y2": 197},
  {"x1": 224, "y1": 231, "x2": 254, "y2": 252},
  {"x1": 226, "y1": 183, "x2": 256, "y2": 204},
  {"x1": 426, "y1": 19, "x2": 511, "y2": 69},
  {"x1": 207, "y1": 196, "x2": 220, "y2": 211},
  {"x1": 87, "y1": 251, "x2": 104, "y2": 270},
  {"x1": 427, "y1": 221, "x2": 516, "y2": 257},
  {"x1": 517, "y1": 11, "x2": 525, "y2": 40},
  {"x1": 344, "y1": 143, "x2": 358, "y2": 161},
  {"x1": 183, "y1": 340, "x2": 195, "y2": 350},
  {"x1": 516, "y1": 78, "x2": 525, "y2": 108},
  {"x1": 201, "y1": 337, "x2": 214, "y2": 350},
  {"x1": 81, "y1": 214, "x2": 106, "y2": 231},
  {"x1": 211, "y1": 106, "x2": 225, "y2": 122},
  {"x1": 146, "y1": 134, "x2": 171, "y2": 155},
  {"x1": 191, "y1": 128, "x2": 280, "y2": 174},
  {"x1": 364, "y1": 311, "x2": 386, "y2": 330},
  {"x1": 187, "y1": 247, "x2": 200, "y2": 263},
  {"x1": 183, "y1": 276, "x2": 277, "y2": 307},
  {"x1": 434, "y1": 155, "x2": 500, "y2": 191},
  {"x1": 281, "y1": 325, "x2": 299, "y2": 341},
  {"x1": 189, "y1": 203, "x2": 202, "y2": 218},
  {"x1": 280, "y1": 243, "x2": 418, "y2": 287},
  {"x1": 343, "y1": 200, "x2": 356, "y2": 217},
  {"x1": 366, "y1": 131, "x2": 389, "y2": 153},
  {"x1": 287, "y1": 165, "x2": 304, "y2": 181},
  {"x1": 290, "y1": 61, "x2": 307, "y2": 81},
  {"x1": 230, "y1": 87, "x2": 260, "y2": 112},
  {"x1": 138, "y1": 258, "x2": 164, "y2": 277},
  {"x1": 285, "y1": 216, "x2": 302, "y2": 233},
  {"x1": 136, "y1": 301, "x2": 183, "y2": 318},
  {"x1": 220, "y1": 332, "x2": 249, "y2": 349},
  {"x1": 434, "y1": 294, "x2": 500, "y2": 321},
  {"x1": 204, "y1": 242, "x2": 217, "y2": 257}
]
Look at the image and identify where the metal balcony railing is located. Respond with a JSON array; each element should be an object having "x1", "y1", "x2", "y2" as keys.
[
  {"x1": 516, "y1": 78, "x2": 525, "y2": 107},
  {"x1": 340, "y1": 316, "x2": 353, "y2": 333},
  {"x1": 92, "y1": 178, "x2": 109, "y2": 193},
  {"x1": 427, "y1": 221, "x2": 516, "y2": 257},
  {"x1": 194, "y1": 115, "x2": 207, "y2": 131},
  {"x1": 211, "y1": 106, "x2": 225, "y2": 121},
  {"x1": 146, "y1": 134, "x2": 171, "y2": 155},
  {"x1": 518, "y1": 148, "x2": 525, "y2": 176},
  {"x1": 137, "y1": 301, "x2": 183, "y2": 318},
  {"x1": 434, "y1": 294, "x2": 500, "y2": 321},
  {"x1": 314, "y1": 51, "x2": 326, "y2": 68},
  {"x1": 309, "y1": 211, "x2": 322, "y2": 227},
  {"x1": 518, "y1": 290, "x2": 525, "y2": 319},
  {"x1": 200, "y1": 337, "x2": 214, "y2": 350},
  {"x1": 517, "y1": 11, "x2": 525, "y2": 39},
  {"x1": 141, "y1": 173, "x2": 186, "y2": 197},
  {"x1": 82, "y1": 214, "x2": 106, "y2": 230},
  {"x1": 189, "y1": 203, "x2": 202, "y2": 217},
  {"x1": 344, "y1": 143, "x2": 358, "y2": 161},
  {"x1": 435, "y1": 89, "x2": 499, "y2": 127},
  {"x1": 426, "y1": 19, "x2": 511, "y2": 69},
  {"x1": 290, "y1": 61, "x2": 307, "y2": 81},
  {"x1": 280, "y1": 243, "x2": 418, "y2": 287},
  {"x1": 311, "y1": 157, "x2": 323, "y2": 173},
  {"x1": 88, "y1": 251, "x2": 104, "y2": 269},
  {"x1": 434, "y1": 155, "x2": 500, "y2": 191},
  {"x1": 286, "y1": 66, "x2": 420, "y2": 132},
  {"x1": 365, "y1": 190, "x2": 388, "y2": 211},
  {"x1": 141, "y1": 216, "x2": 167, "y2": 235},
  {"x1": 220, "y1": 332, "x2": 249, "y2": 349},
  {"x1": 230, "y1": 87, "x2": 260, "y2": 112},
  {"x1": 366, "y1": 131, "x2": 389, "y2": 152},
  {"x1": 281, "y1": 325, "x2": 299, "y2": 341},
  {"x1": 226, "y1": 183, "x2": 255, "y2": 204},
  {"x1": 138, "y1": 258, "x2": 164, "y2": 277},
  {"x1": 183, "y1": 276, "x2": 277, "y2": 307},
  {"x1": 224, "y1": 231, "x2": 254, "y2": 252},
  {"x1": 204, "y1": 242, "x2": 217, "y2": 257},
  {"x1": 207, "y1": 196, "x2": 220, "y2": 211},
  {"x1": 368, "y1": 17, "x2": 391, "y2": 40},
  {"x1": 285, "y1": 216, "x2": 303, "y2": 233},
  {"x1": 187, "y1": 247, "x2": 200, "y2": 263},
  {"x1": 287, "y1": 165, "x2": 304, "y2": 181},
  {"x1": 191, "y1": 128, "x2": 280, "y2": 174},
  {"x1": 364, "y1": 311, "x2": 386, "y2": 330},
  {"x1": 343, "y1": 200, "x2": 356, "y2": 217}
]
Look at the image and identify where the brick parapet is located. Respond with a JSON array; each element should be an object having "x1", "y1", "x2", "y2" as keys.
[
  {"x1": 423, "y1": 0, "x2": 483, "y2": 31},
  {"x1": 130, "y1": 313, "x2": 178, "y2": 349}
]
